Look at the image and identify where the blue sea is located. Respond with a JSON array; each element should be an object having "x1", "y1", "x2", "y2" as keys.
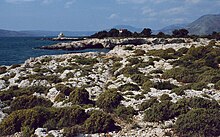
[{"x1": 0, "y1": 37, "x2": 109, "y2": 66}]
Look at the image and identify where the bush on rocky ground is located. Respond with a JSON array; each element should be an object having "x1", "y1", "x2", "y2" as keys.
[
  {"x1": 55, "y1": 84, "x2": 73, "y2": 96},
  {"x1": 83, "y1": 110, "x2": 119, "y2": 133},
  {"x1": 153, "y1": 81, "x2": 178, "y2": 90},
  {"x1": 131, "y1": 74, "x2": 151, "y2": 86},
  {"x1": 69, "y1": 88, "x2": 92, "y2": 105},
  {"x1": 0, "y1": 66, "x2": 7, "y2": 74},
  {"x1": 114, "y1": 105, "x2": 137, "y2": 122},
  {"x1": 118, "y1": 66, "x2": 142, "y2": 77},
  {"x1": 139, "y1": 97, "x2": 159, "y2": 111},
  {"x1": 10, "y1": 95, "x2": 53, "y2": 111},
  {"x1": 175, "y1": 108, "x2": 220, "y2": 137},
  {"x1": 96, "y1": 89, "x2": 123, "y2": 112},
  {"x1": 73, "y1": 56, "x2": 98, "y2": 65},
  {"x1": 160, "y1": 94, "x2": 172, "y2": 101},
  {"x1": 134, "y1": 49, "x2": 146, "y2": 56},
  {"x1": 118, "y1": 83, "x2": 140, "y2": 92}
]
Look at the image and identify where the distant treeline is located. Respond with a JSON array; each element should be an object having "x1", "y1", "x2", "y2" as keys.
[{"x1": 91, "y1": 28, "x2": 220, "y2": 40}]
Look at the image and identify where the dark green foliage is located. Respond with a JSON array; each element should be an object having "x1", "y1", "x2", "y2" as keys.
[
  {"x1": 175, "y1": 108, "x2": 220, "y2": 137},
  {"x1": 141, "y1": 80, "x2": 154, "y2": 92},
  {"x1": 54, "y1": 93, "x2": 66, "y2": 102},
  {"x1": 139, "y1": 97, "x2": 159, "y2": 111},
  {"x1": 144, "y1": 101, "x2": 175, "y2": 122},
  {"x1": 134, "y1": 49, "x2": 146, "y2": 56},
  {"x1": 190, "y1": 82, "x2": 208, "y2": 90},
  {"x1": 83, "y1": 110, "x2": 119, "y2": 133},
  {"x1": 10, "y1": 95, "x2": 53, "y2": 111},
  {"x1": 96, "y1": 89, "x2": 123, "y2": 112},
  {"x1": 215, "y1": 80, "x2": 220, "y2": 90},
  {"x1": 55, "y1": 84, "x2": 73, "y2": 96},
  {"x1": 177, "y1": 47, "x2": 189, "y2": 55},
  {"x1": 123, "y1": 46, "x2": 133, "y2": 50},
  {"x1": 131, "y1": 74, "x2": 150, "y2": 85},
  {"x1": 172, "y1": 29, "x2": 189, "y2": 37},
  {"x1": 118, "y1": 66, "x2": 142, "y2": 77},
  {"x1": 160, "y1": 94, "x2": 172, "y2": 101},
  {"x1": 69, "y1": 88, "x2": 92, "y2": 105},
  {"x1": 0, "y1": 66, "x2": 7, "y2": 74},
  {"x1": 153, "y1": 81, "x2": 178, "y2": 90},
  {"x1": 0, "y1": 86, "x2": 49, "y2": 102},
  {"x1": 118, "y1": 83, "x2": 140, "y2": 92},
  {"x1": 114, "y1": 105, "x2": 138, "y2": 121},
  {"x1": 140, "y1": 28, "x2": 152, "y2": 37},
  {"x1": 127, "y1": 57, "x2": 142, "y2": 65},
  {"x1": 188, "y1": 97, "x2": 219, "y2": 109},
  {"x1": 112, "y1": 61, "x2": 122, "y2": 73},
  {"x1": 54, "y1": 106, "x2": 88, "y2": 128},
  {"x1": 74, "y1": 56, "x2": 98, "y2": 65},
  {"x1": 146, "y1": 48, "x2": 179, "y2": 60},
  {"x1": 41, "y1": 57, "x2": 52, "y2": 63},
  {"x1": 171, "y1": 86, "x2": 189, "y2": 95},
  {"x1": 134, "y1": 94, "x2": 145, "y2": 100},
  {"x1": 28, "y1": 74, "x2": 62, "y2": 84},
  {"x1": 0, "y1": 107, "x2": 51, "y2": 136}
]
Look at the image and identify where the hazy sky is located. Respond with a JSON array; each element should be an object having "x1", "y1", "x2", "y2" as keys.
[{"x1": 0, "y1": 0, "x2": 219, "y2": 31}]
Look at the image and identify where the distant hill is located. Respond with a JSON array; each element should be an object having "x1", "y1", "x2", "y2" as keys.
[
  {"x1": 0, "y1": 29, "x2": 31, "y2": 37},
  {"x1": 187, "y1": 14, "x2": 220, "y2": 35},
  {"x1": 157, "y1": 24, "x2": 187, "y2": 34},
  {"x1": 20, "y1": 30, "x2": 96, "y2": 37},
  {"x1": 113, "y1": 25, "x2": 142, "y2": 32},
  {"x1": 0, "y1": 29, "x2": 96, "y2": 37}
]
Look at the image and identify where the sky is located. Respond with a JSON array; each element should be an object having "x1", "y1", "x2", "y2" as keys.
[{"x1": 0, "y1": 0, "x2": 219, "y2": 31}]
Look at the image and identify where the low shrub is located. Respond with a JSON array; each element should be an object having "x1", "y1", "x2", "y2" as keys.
[
  {"x1": 74, "y1": 56, "x2": 98, "y2": 65},
  {"x1": 118, "y1": 66, "x2": 142, "y2": 77},
  {"x1": 144, "y1": 101, "x2": 174, "y2": 122},
  {"x1": 10, "y1": 95, "x2": 53, "y2": 111},
  {"x1": 55, "y1": 84, "x2": 73, "y2": 96},
  {"x1": 141, "y1": 80, "x2": 154, "y2": 92},
  {"x1": 215, "y1": 80, "x2": 220, "y2": 90},
  {"x1": 0, "y1": 66, "x2": 7, "y2": 74},
  {"x1": 83, "y1": 110, "x2": 119, "y2": 133},
  {"x1": 153, "y1": 81, "x2": 177, "y2": 90},
  {"x1": 54, "y1": 93, "x2": 66, "y2": 102},
  {"x1": 127, "y1": 57, "x2": 143, "y2": 65},
  {"x1": 134, "y1": 49, "x2": 146, "y2": 56},
  {"x1": 160, "y1": 94, "x2": 172, "y2": 101},
  {"x1": 131, "y1": 74, "x2": 150, "y2": 85},
  {"x1": 118, "y1": 83, "x2": 140, "y2": 92},
  {"x1": 114, "y1": 105, "x2": 137, "y2": 122},
  {"x1": 111, "y1": 61, "x2": 122, "y2": 73},
  {"x1": 188, "y1": 97, "x2": 219, "y2": 109},
  {"x1": 134, "y1": 94, "x2": 145, "y2": 100},
  {"x1": 139, "y1": 97, "x2": 159, "y2": 111},
  {"x1": 171, "y1": 86, "x2": 189, "y2": 95},
  {"x1": 175, "y1": 108, "x2": 220, "y2": 137},
  {"x1": 123, "y1": 46, "x2": 133, "y2": 50},
  {"x1": 69, "y1": 88, "x2": 92, "y2": 105},
  {"x1": 96, "y1": 89, "x2": 123, "y2": 112}
]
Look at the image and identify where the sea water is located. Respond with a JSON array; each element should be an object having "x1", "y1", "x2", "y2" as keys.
[{"x1": 0, "y1": 37, "x2": 109, "y2": 66}]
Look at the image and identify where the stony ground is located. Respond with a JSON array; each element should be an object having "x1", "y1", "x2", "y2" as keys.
[{"x1": 0, "y1": 37, "x2": 220, "y2": 137}]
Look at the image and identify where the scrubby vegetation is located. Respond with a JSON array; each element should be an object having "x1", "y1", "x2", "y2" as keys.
[{"x1": 96, "y1": 89, "x2": 123, "y2": 112}]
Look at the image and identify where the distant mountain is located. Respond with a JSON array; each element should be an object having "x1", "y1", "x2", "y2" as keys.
[
  {"x1": 20, "y1": 30, "x2": 96, "y2": 37},
  {"x1": 187, "y1": 14, "x2": 220, "y2": 35},
  {"x1": 0, "y1": 29, "x2": 96, "y2": 37},
  {"x1": 0, "y1": 29, "x2": 31, "y2": 37},
  {"x1": 157, "y1": 24, "x2": 188, "y2": 34},
  {"x1": 113, "y1": 25, "x2": 142, "y2": 32}
]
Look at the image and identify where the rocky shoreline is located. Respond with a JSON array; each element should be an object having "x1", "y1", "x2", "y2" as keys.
[{"x1": 0, "y1": 37, "x2": 220, "y2": 137}]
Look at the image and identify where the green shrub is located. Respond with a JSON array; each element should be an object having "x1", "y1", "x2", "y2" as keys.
[
  {"x1": 114, "y1": 105, "x2": 137, "y2": 121},
  {"x1": 131, "y1": 74, "x2": 150, "y2": 85},
  {"x1": 10, "y1": 95, "x2": 53, "y2": 111},
  {"x1": 96, "y1": 89, "x2": 123, "y2": 112},
  {"x1": 215, "y1": 80, "x2": 220, "y2": 90},
  {"x1": 134, "y1": 49, "x2": 146, "y2": 56},
  {"x1": 118, "y1": 66, "x2": 142, "y2": 77},
  {"x1": 118, "y1": 83, "x2": 140, "y2": 92},
  {"x1": 146, "y1": 49, "x2": 178, "y2": 60},
  {"x1": 69, "y1": 88, "x2": 92, "y2": 105},
  {"x1": 0, "y1": 107, "x2": 51, "y2": 136},
  {"x1": 144, "y1": 101, "x2": 174, "y2": 122},
  {"x1": 0, "y1": 66, "x2": 7, "y2": 74},
  {"x1": 55, "y1": 84, "x2": 73, "y2": 96},
  {"x1": 175, "y1": 108, "x2": 220, "y2": 137},
  {"x1": 54, "y1": 93, "x2": 66, "y2": 102},
  {"x1": 141, "y1": 80, "x2": 154, "y2": 92},
  {"x1": 74, "y1": 56, "x2": 98, "y2": 65},
  {"x1": 134, "y1": 94, "x2": 145, "y2": 100},
  {"x1": 171, "y1": 86, "x2": 189, "y2": 95},
  {"x1": 41, "y1": 57, "x2": 52, "y2": 63},
  {"x1": 190, "y1": 82, "x2": 208, "y2": 90},
  {"x1": 139, "y1": 97, "x2": 159, "y2": 111},
  {"x1": 153, "y1": 81, "x2": 177, "y2": 90},
  {"x1": 127, "y1": 57, "x2": 143, "y2": 65},
  {"x1": 55, "y1": 106, "x2": 88, "y2": 128},
  {"x1": 83, "y1": 110, "x2": 119, "y2": 133},
  {"x1": 160, "y1": 94, "x2": 172, "y2": 101},
  {"x1": 112, "y1": 61, "x2": 122, "y2": 73},
  {"x1": 177, "y1": 47, "x2": 188, "y2": 55},
  {"x1": 124, "y1": 46, "x2": 133, "y2": 50},
  {"x1": 188, "y1": 97, "x2": 219, "y2": 109}
]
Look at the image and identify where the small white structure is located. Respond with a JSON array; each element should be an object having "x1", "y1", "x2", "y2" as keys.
[{"x1": 57, "y1": 32, "x2": 65, "y2": 39}]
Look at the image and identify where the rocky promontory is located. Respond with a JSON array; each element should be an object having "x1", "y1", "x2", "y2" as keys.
[{"x1": 0, "y1": 37, "x2": 220, "y2": 137}]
